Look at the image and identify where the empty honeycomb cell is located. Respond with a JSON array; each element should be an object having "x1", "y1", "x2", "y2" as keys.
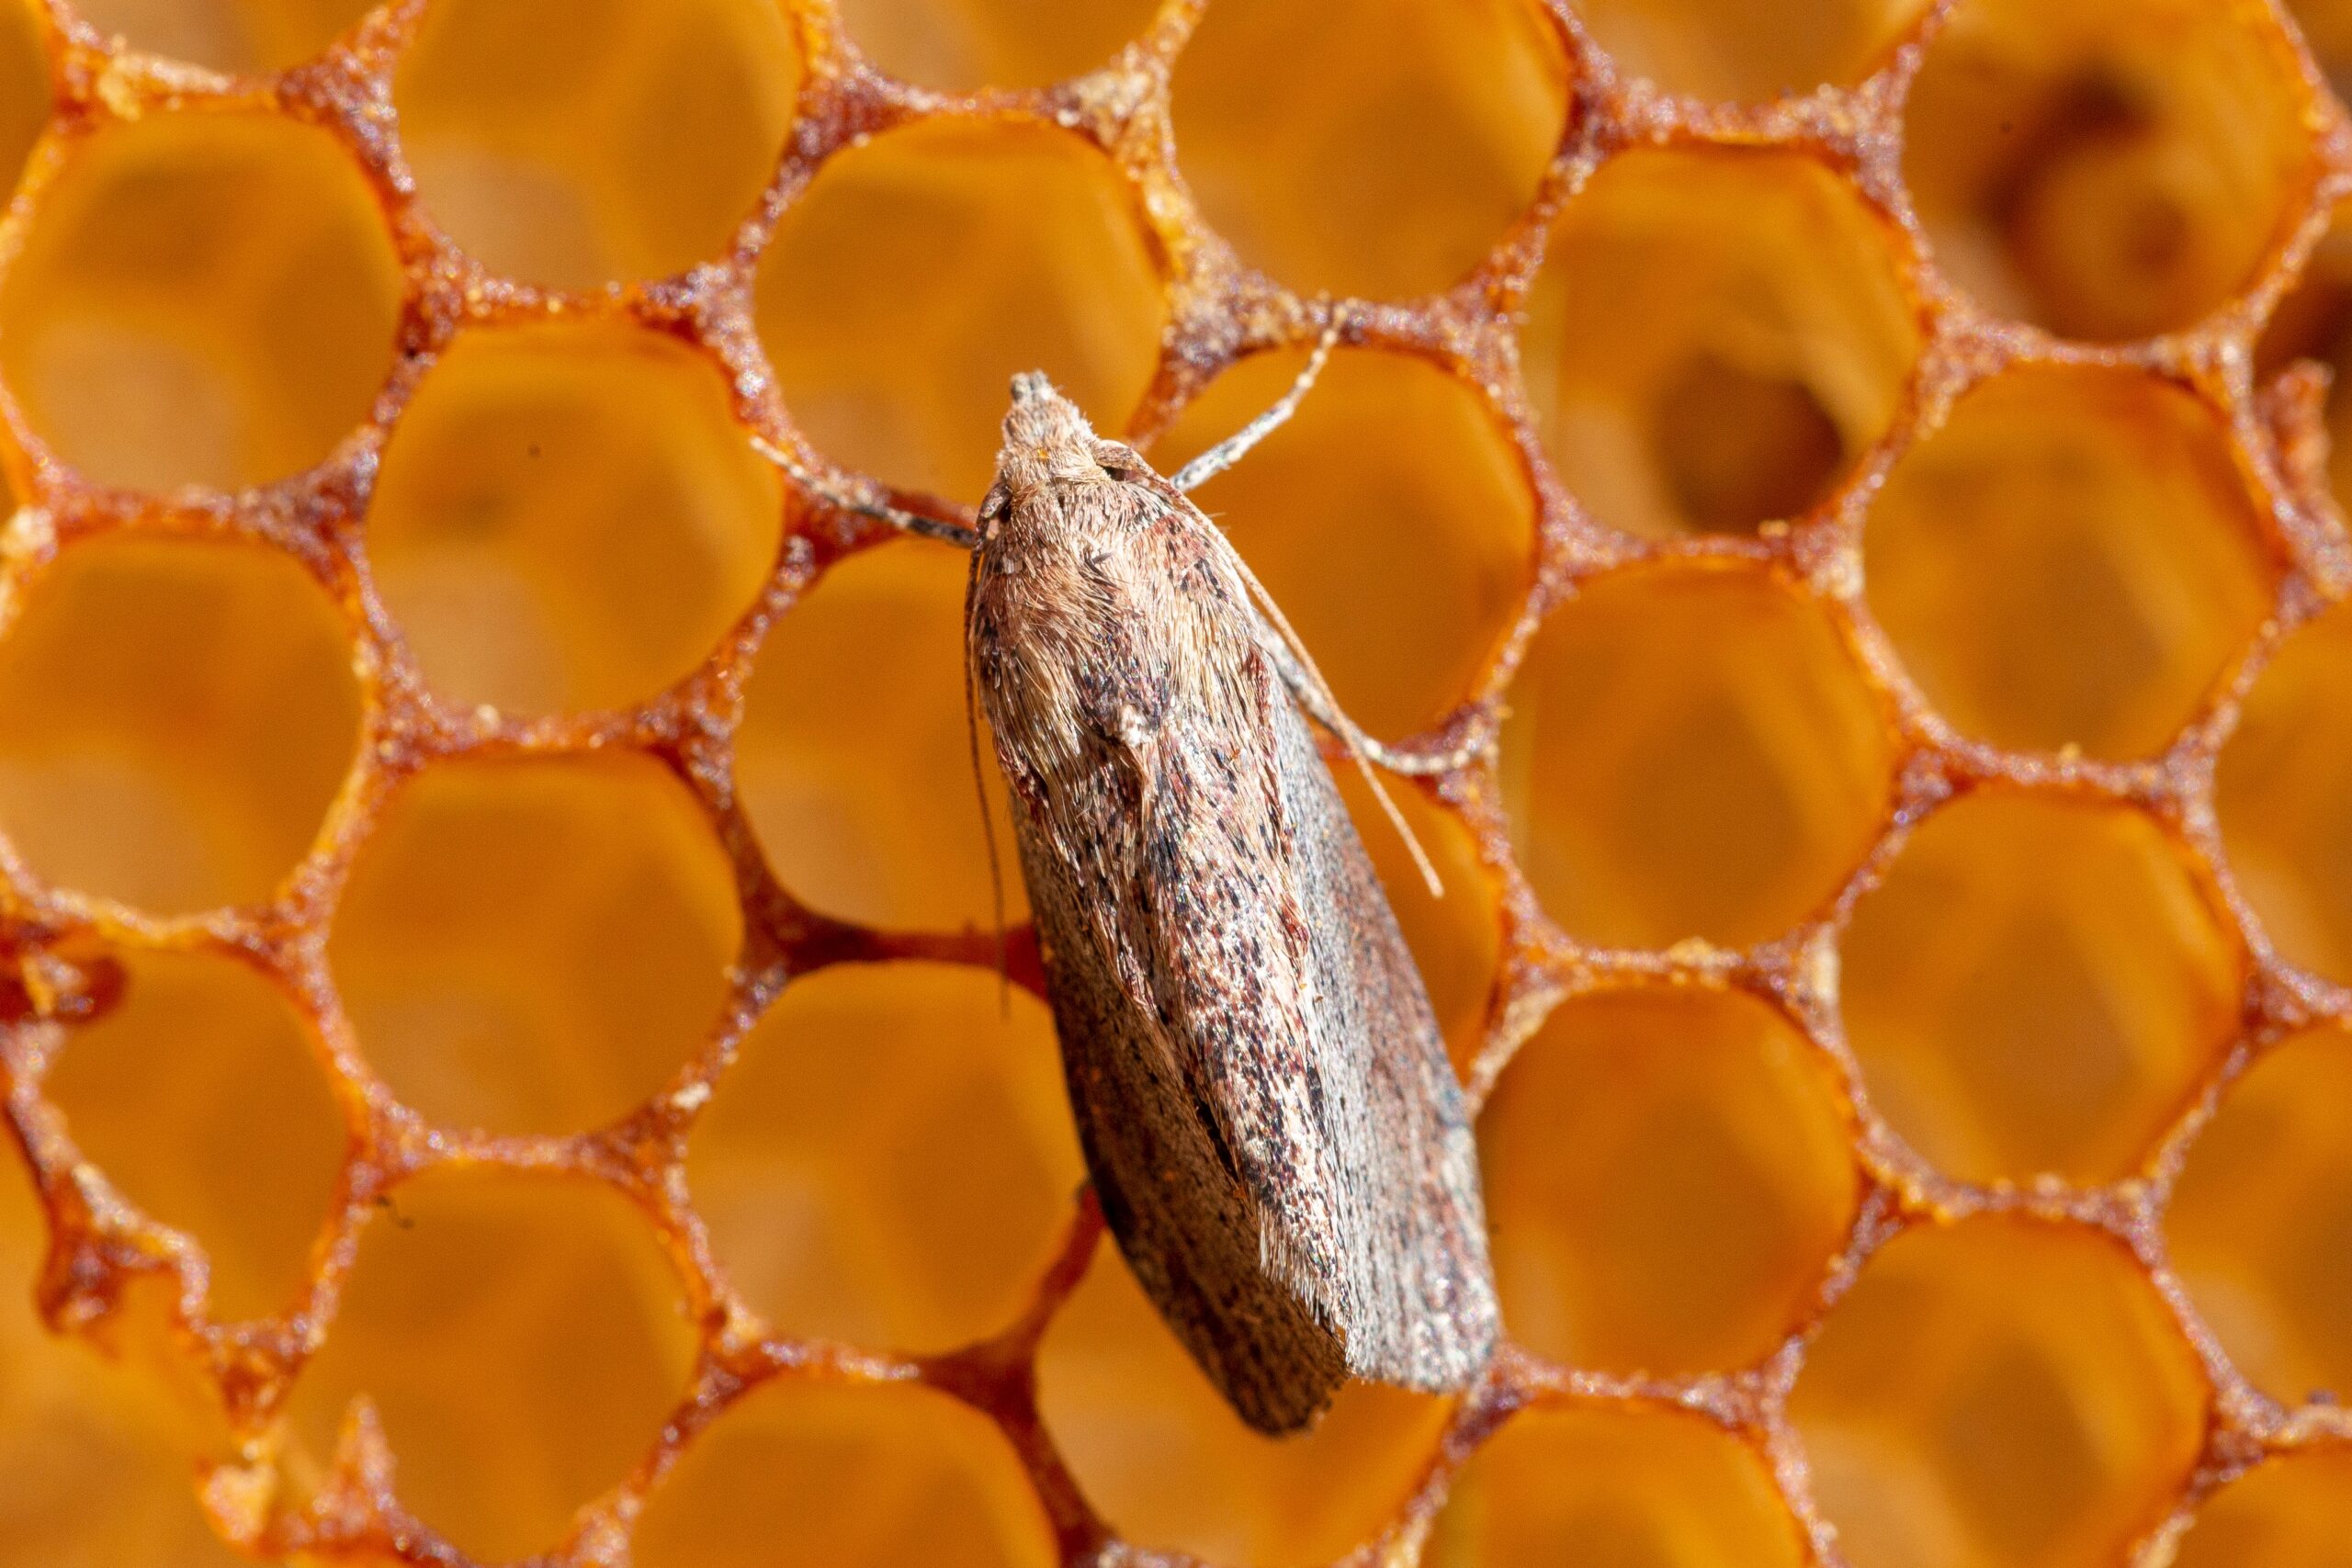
[
  {"x1": 1901, "y1": 0, "x2": 2315, "y2": 342},
  {"x1": 1333, "y1": 767, "x2": 1501, "y2": 1076},
  {"x1": 72, "y1": 0, "x2": 374, "y2": 74},
  {"x1": 0, "y1": 109, "x2": 402, "y2": 493},
  {"x1": 0, "y1": 0, "x2": 46, "y2": 199},
  {"x1": 634, "y1": 1378, "x2": 1057, "y2": 1568},
  {"x1": 285, "y1": 1169, "x2": 698, "y2": 1563},
  {"x1": 1520, "y1": 147, "x2": 1920, "y2": 540},
  {"x1": 1478, "y1": 987, "x2": 1859, "y2": 1375},
  {"x1": 1499, "y1": 560, "x2": 1895, "y2": 950},
  {"x1": 838, "y1": 0, "x2": 1158, "y2": 92},
  {"x1": 46, "y1": 949, "x2": 345, "y2": 1322},
  {"x1": 1790, "y1": 1216, "x2": 2209, "y2": 1568},
  {"x1": 2216, "y1": 599, "x2": 2352, "y2": 986},
  {"x1": 2257, "y1": 200, "x2": 2352, "y2": 515},
  {"x1": 0, "y1": 534, "x2": 362, "y2": 916},
  {"x1": 2166, "y1": 1023, "x2": 2352, "y2": 1408},
  {"x1": 366, "y1": 321, "x2": 783, "y2": 716},
  {"x1": 737, "y1": 538, "x2": 1021, "y2": 931},
  {"x1": 392, "y1": 0, "x2": 799, "y2": 289},
  {"x1": 326, "y1": 753, "x2": 741, "y2": 1136},
  {"x1": 754, "y1": 118, "x2": 1164, "y2": 506},
  {"x1": 686, "y1": 963, "x2": 1083, "y2": 1354},
  {"x1": 0, "y1": 1165, "x2": 248, "y2": 1567},
  {"x1": 1148, "y1": 346, "x2": 1535, "y2": 739},
  {"x1": 1035, "y1": 1245, "x2": 1451, "y2": 1566},
  {"x1": 1424, "y1": 1403, "x2": 1807, "y2": 1567},
  {"x1": 1864, "y1": 364, "x2": 2275, "y2": 761},
  {"x1": 2169, "y1": 1447, "x2": 2352, "y2": 1568},
  {"x1": 1567, "y1": 0, "x2": 1928, "y2": 102},
  {"x1": 1170, "y1": 0, "x2": 1566, "y2": 300},
  {"x1": 1839, "y1": 790, "x2": 2241, "y2": 1186}
]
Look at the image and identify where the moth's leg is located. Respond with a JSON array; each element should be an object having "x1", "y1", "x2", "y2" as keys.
[
  {"x1": 1170, "y1": 323, "x2": 1341, "y2": 495},
  {"x1": 1252, "y1": 618, "x2": 1489, "y2": 777},
  {"x1": 1204, "y1": 525, "x2": 1453, "y2": 774},
  {"x1": 751, "y1": 435, "x2": 978, "y2": 549}
]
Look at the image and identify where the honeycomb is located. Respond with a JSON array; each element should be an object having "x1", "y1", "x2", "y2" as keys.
[{"x1": 1, "y1": 0, "x2": 2351, "y2": 1563}]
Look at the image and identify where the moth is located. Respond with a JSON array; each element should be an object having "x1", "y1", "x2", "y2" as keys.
[{"x1": 763, "y1": 339, "x2": 1498, "y2": 1433}]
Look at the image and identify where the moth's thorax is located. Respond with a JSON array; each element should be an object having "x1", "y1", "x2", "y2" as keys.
[{"x1": 970, "y1": 374, "x2": 1213, "y2": 774}]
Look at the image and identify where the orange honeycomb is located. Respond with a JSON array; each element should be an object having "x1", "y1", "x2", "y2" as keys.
[{"x1": 1, "y1": 0, "x2": 2350, "y2": 1564}]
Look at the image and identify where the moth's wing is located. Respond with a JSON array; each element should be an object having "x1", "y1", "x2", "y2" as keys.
[
  {"x1": 1075, "y1": 525, "x2": 1496, "y2": 1398},
  {"x1": 1134, "y1": 498, "x2": 1497, "y2": 1389},
  {"x1": 1259, "y1": 681, "x2": 1500, "y2": 1388},
  {"x1": 1102, "y1": 615, "x2": 1497, "y2": 1404},
  {"x1": 974, "y1": 502, "x2": 1351, "y2": 1432},
  {"x1": 974, "y1": 488, "x2": 1494, "y2": 1431},
  {"x1": 1001, "y1": 808, "x2": 1354, "y2": 1438}
]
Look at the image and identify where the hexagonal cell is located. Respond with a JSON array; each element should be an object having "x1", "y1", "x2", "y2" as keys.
[
  {"x1": 633, "y1": 1377, "x2": 1057, "y2": 1568},
  {"x1": 73, "y1": 0, "x2": 373, "y2": 73},
  {"x1": 2170, "y1": 1448, "x2": 2352, "y2": 1568},
  {"x1": 1498, "y1": 561, "x2": 1895, "y2": 950},
  {"x1": 2256, "y1": 199, "x2": 2352, "y2": 517},
  {"x1": 47, "y1": 949, "x2": 345, "y2": 1321},
  {"x1": 2166, "y1": 1023, "x2": 2352, "y2": 1408},
  {"x1": 0, "y1": 535, "x2": 362, "y2": 915},
  {"x1": 1521, "y1": 147, "x2": 1920, "y2": 541},
  {"x1": 1035, "y1": 1244, "x2": 1451, "y2": 1566},
  {"x1": 1901, "y1": 0, "x2": 2314, "y2": 342},
  {"x1": 1864, "y1": 365, "x2": 2275, "y2": 760},
  {"x1": 1479, "y1": 987, "x2": 1859, "y2": 1375},
  {"x1": 1148, "y1": 347, "x2": 1535, "y2": 739},
  {"x1": 286, "y1": 1168, "x2": 697, "y2": 1563},
  {"x1": 0, "y1": 110, "x2": 402, "y2": 492},
  {"x1": 1567, "y1": 0, "x2": 1928, "y2": 102},
  {"x1": 0, "y1": 0, "x2": 48, "y2": 201},
  {"x1": 1170, "y1": 0, "x2": 1567, "y2": 299},
  {"x1": 1789, "y1": 1216, "x2": 2209, "y2": 1568},
  {"x1": 754, "y1": 118, "x2": 1164, "y2": 506},
  {"x1": 2216, "y1": 599, "x2": 2352, "y2": 986},
  {"x1": 1334, "y1": 768, "x2": 1500, "y2": 1077},
  {"x1": 737, "y1": 539, "x2": 1019, "y2": 931},
  {"x1": 327, "y1": 753, "x2": 741, "y2": 1135},
  {"x1": 366, "y1": 321, "x2": 783, "y2": 716},
  {"x1": 1840, "y1": 791, "x2": 2241, "y2": 1186},
  {"x1": 838, "y1": 0, "x2": 1157, "y2": 91},
  {"x1": 1425, "y1": 1403, "x2": 1807, "y2": 1566},
  {"x1": 687, "y1": 963, "x2": 1083, "y2": 1353},
  {"x1": 393, "y1": 0, "x2": 799, "y2": 288},
  {"x1": 0, "y1": 1165, "x2": 247, "y2": 1567}
]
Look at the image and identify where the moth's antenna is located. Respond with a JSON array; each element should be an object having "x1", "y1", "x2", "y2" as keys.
[
  {"x1": 1244, "y1": 600, "x2": 1487, "y2": 777},
  {"x1": 751, "y1": 434, "x2": 979, "y2": 549},
  {"x1": 1171, "y1": 323, "x2": 1340, "y2": 495},
  {"x1": 963, "y1": 597, "x2": 1012, "y2": 1009},
  {"x1": 1165, "y1": 314, "x2": 1448, "y2": 897},
  {"x1": 1218, "y1": 540, "x2": 1447, "y2": 900}
]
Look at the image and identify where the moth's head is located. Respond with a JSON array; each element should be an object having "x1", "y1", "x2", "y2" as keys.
[{"x1": 999, "y1": 371, "x2": 1105, "y2": 493}]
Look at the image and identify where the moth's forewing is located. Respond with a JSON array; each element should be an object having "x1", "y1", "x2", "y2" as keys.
[
  {"x1": 1008, "y1": 778, "x2": 1352, "y2": 1433},
  {"x1": 1264, "y1": 679, "x2": 1498, "y2": 1390},
  {"x1": 969, "y1": 463, "x2": 1497, "y2": 1435}
]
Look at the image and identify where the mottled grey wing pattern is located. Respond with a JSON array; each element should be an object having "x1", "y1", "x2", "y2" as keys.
[
  {"x1": 970, "y1": 472, "x2": 1496, "y2": 1433},
  {"x1": 1262, "y1": 663, "x2": 1499, "y2": 1388}
]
